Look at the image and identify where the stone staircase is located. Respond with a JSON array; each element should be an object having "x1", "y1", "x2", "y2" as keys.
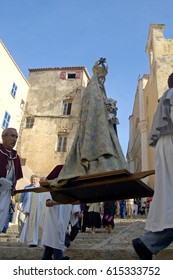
[{"x1": 1, "y1": 218, "x2": 173, "y2": 260}]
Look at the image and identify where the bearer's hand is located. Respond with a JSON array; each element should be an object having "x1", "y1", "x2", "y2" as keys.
[{"x1": 46, "y1": 199, "x2": 54, "y2": 207}]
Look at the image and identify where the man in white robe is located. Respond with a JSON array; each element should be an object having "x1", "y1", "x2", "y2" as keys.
[
  {"x1": 19, "y1": 180, "x2": 47, "y2": 247},
  {"x1": 41, "y1": 196, "x2": 80, "y2": 260},
  {"x1": 39, "y1": 164, "x2": 81, "y2": 260},
  {"x1": 132, "y1": 73, "x2": 173, "y2": 259},
  {"x1": 17, "y1": 175, "x2": 39, "y2": 236}
]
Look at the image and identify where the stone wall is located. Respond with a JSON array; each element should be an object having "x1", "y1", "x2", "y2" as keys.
[{"x1": 17, "y1": 67, "x2": 90, "y2": 178}]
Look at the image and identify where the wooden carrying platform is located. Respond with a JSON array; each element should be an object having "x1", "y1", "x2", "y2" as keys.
[{"x1": 15, "y1": 169, "x2": 155, "y2": 204}]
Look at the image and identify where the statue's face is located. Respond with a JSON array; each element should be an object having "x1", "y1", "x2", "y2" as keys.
[{"x1": 98, "y1": 76, "x2": 105, "y2": 87}]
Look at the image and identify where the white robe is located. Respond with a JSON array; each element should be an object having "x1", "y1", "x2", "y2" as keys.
[
  {"x1": 0, "y1": 177, "x2": 13, "y2": 232},
  {"x1": 145, "y1": 97, "x2": 173, "y2": 232},
  {"x1": 41, "y1": 194, "x2": 79, "y2": 251},
  {"x1": 0, "y1": 188, "x2": 11, "y2": 232},
  {"x1": 145, "y1": 134, "x2": 173, "y2": 231},
  {"x1": 20, "y1": 191, "x2": 47, "y2": 246}
]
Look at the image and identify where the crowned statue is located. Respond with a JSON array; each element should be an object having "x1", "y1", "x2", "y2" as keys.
[{"x1": 51, "y1": 58, "x2": 127, "y2": 186}]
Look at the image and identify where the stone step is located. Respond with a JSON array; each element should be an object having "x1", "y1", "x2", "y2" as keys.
[
  {"x1": 0, "y1": 244, "x2": 173, "y2": 260},
  {"x1": 0, "y1": 218, "x2": 173, "y2": 260},
  {"x1": 0, "y1": 224, "x2": 19, "y2": 242}
]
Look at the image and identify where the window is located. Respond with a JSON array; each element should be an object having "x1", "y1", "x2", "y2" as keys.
[
  {"x1": 135, "y1": 117, "x2": 139, "y2": 129},
  {"x1": 20, "y1": 99, "x2": 25, "y2": 110},
  {"x1": 25, "y1": 117, "x2": 34, "y2": 128},
  {"x1": 57, "y1": 136, "x2": 67, "y2": 152},
  {"x1": 135, "y1": 157, "x2": 141, "y2": 172},
  {"x1": 11, "y1": 82, "x2": 18, "y2": 98},
  {"x1": 60, "y1": 71, "x2": 81, "y2": 80},
  {"x1": 2, "y1": 111, "x2": 11, "y2": 129},
  {"x1": 67, "y1": 73, "x2": 76, "y2": 79},
  {"x1": 62, "y1": 101, "x2": 72, "y2": 115}
]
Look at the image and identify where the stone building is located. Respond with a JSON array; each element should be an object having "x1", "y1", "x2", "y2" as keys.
[
  {"x1": 127, "y1": 24, "x2": 173, "y2": 189},
  {"x1": 17, "y1": 67, "x2": 90, "y2": 179}
]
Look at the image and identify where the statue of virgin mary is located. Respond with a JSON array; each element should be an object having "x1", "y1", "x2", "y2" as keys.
[{"x1": 52, "y1": 58, "x2": 127, "y2": 186}]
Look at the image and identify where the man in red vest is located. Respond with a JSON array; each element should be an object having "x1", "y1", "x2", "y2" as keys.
[{"x1": 0, "y1": 128, "x2": 23, "y2": 233}]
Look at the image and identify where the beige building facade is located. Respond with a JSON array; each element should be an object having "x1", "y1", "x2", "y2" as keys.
[
  {"x1": 0, "y1": 40, "x2": 30, "y2": 137},
  {"x1": 17, "y1": 67, "x2": 90, "y2": 178},
  {"x1": 0, "y1": 40, "x2": 35, "y2": 189},
  {"x1": 127, "y1": 24, "x2": 173, "y2": 189}
]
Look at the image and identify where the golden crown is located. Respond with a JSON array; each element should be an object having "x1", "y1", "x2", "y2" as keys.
[{"x1": 92, "y1": 57, "x2": 108, "y2": 77}]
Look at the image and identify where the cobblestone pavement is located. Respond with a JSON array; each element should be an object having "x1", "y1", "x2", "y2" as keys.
[{"x1": 0, "y1": 216, "x2": 173, "y2": 260}]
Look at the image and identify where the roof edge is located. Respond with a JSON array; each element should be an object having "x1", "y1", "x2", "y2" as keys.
[
  {"x1": 0, "y1": 39, "x2": 30, "y2": 86},
  {"x1": 28, "y1": 66, "x2": 90, "y2": 79}
]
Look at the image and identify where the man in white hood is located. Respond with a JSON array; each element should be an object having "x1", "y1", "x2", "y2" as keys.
[{"x1": 132, "y1": 73, "x2": 173, "y2": 260}]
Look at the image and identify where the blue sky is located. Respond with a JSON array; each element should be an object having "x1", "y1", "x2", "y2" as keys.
[{"x1": 1, "y1": 0, "x2": 173, "y2": 155}]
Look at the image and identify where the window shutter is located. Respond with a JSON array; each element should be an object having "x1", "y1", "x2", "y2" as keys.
[
  {"x1": 60, "y1": 71, "x2": 66, "y2": 79},
  {"x1": 76, "y1": 70, "x2": 81, "y2": 79}
]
